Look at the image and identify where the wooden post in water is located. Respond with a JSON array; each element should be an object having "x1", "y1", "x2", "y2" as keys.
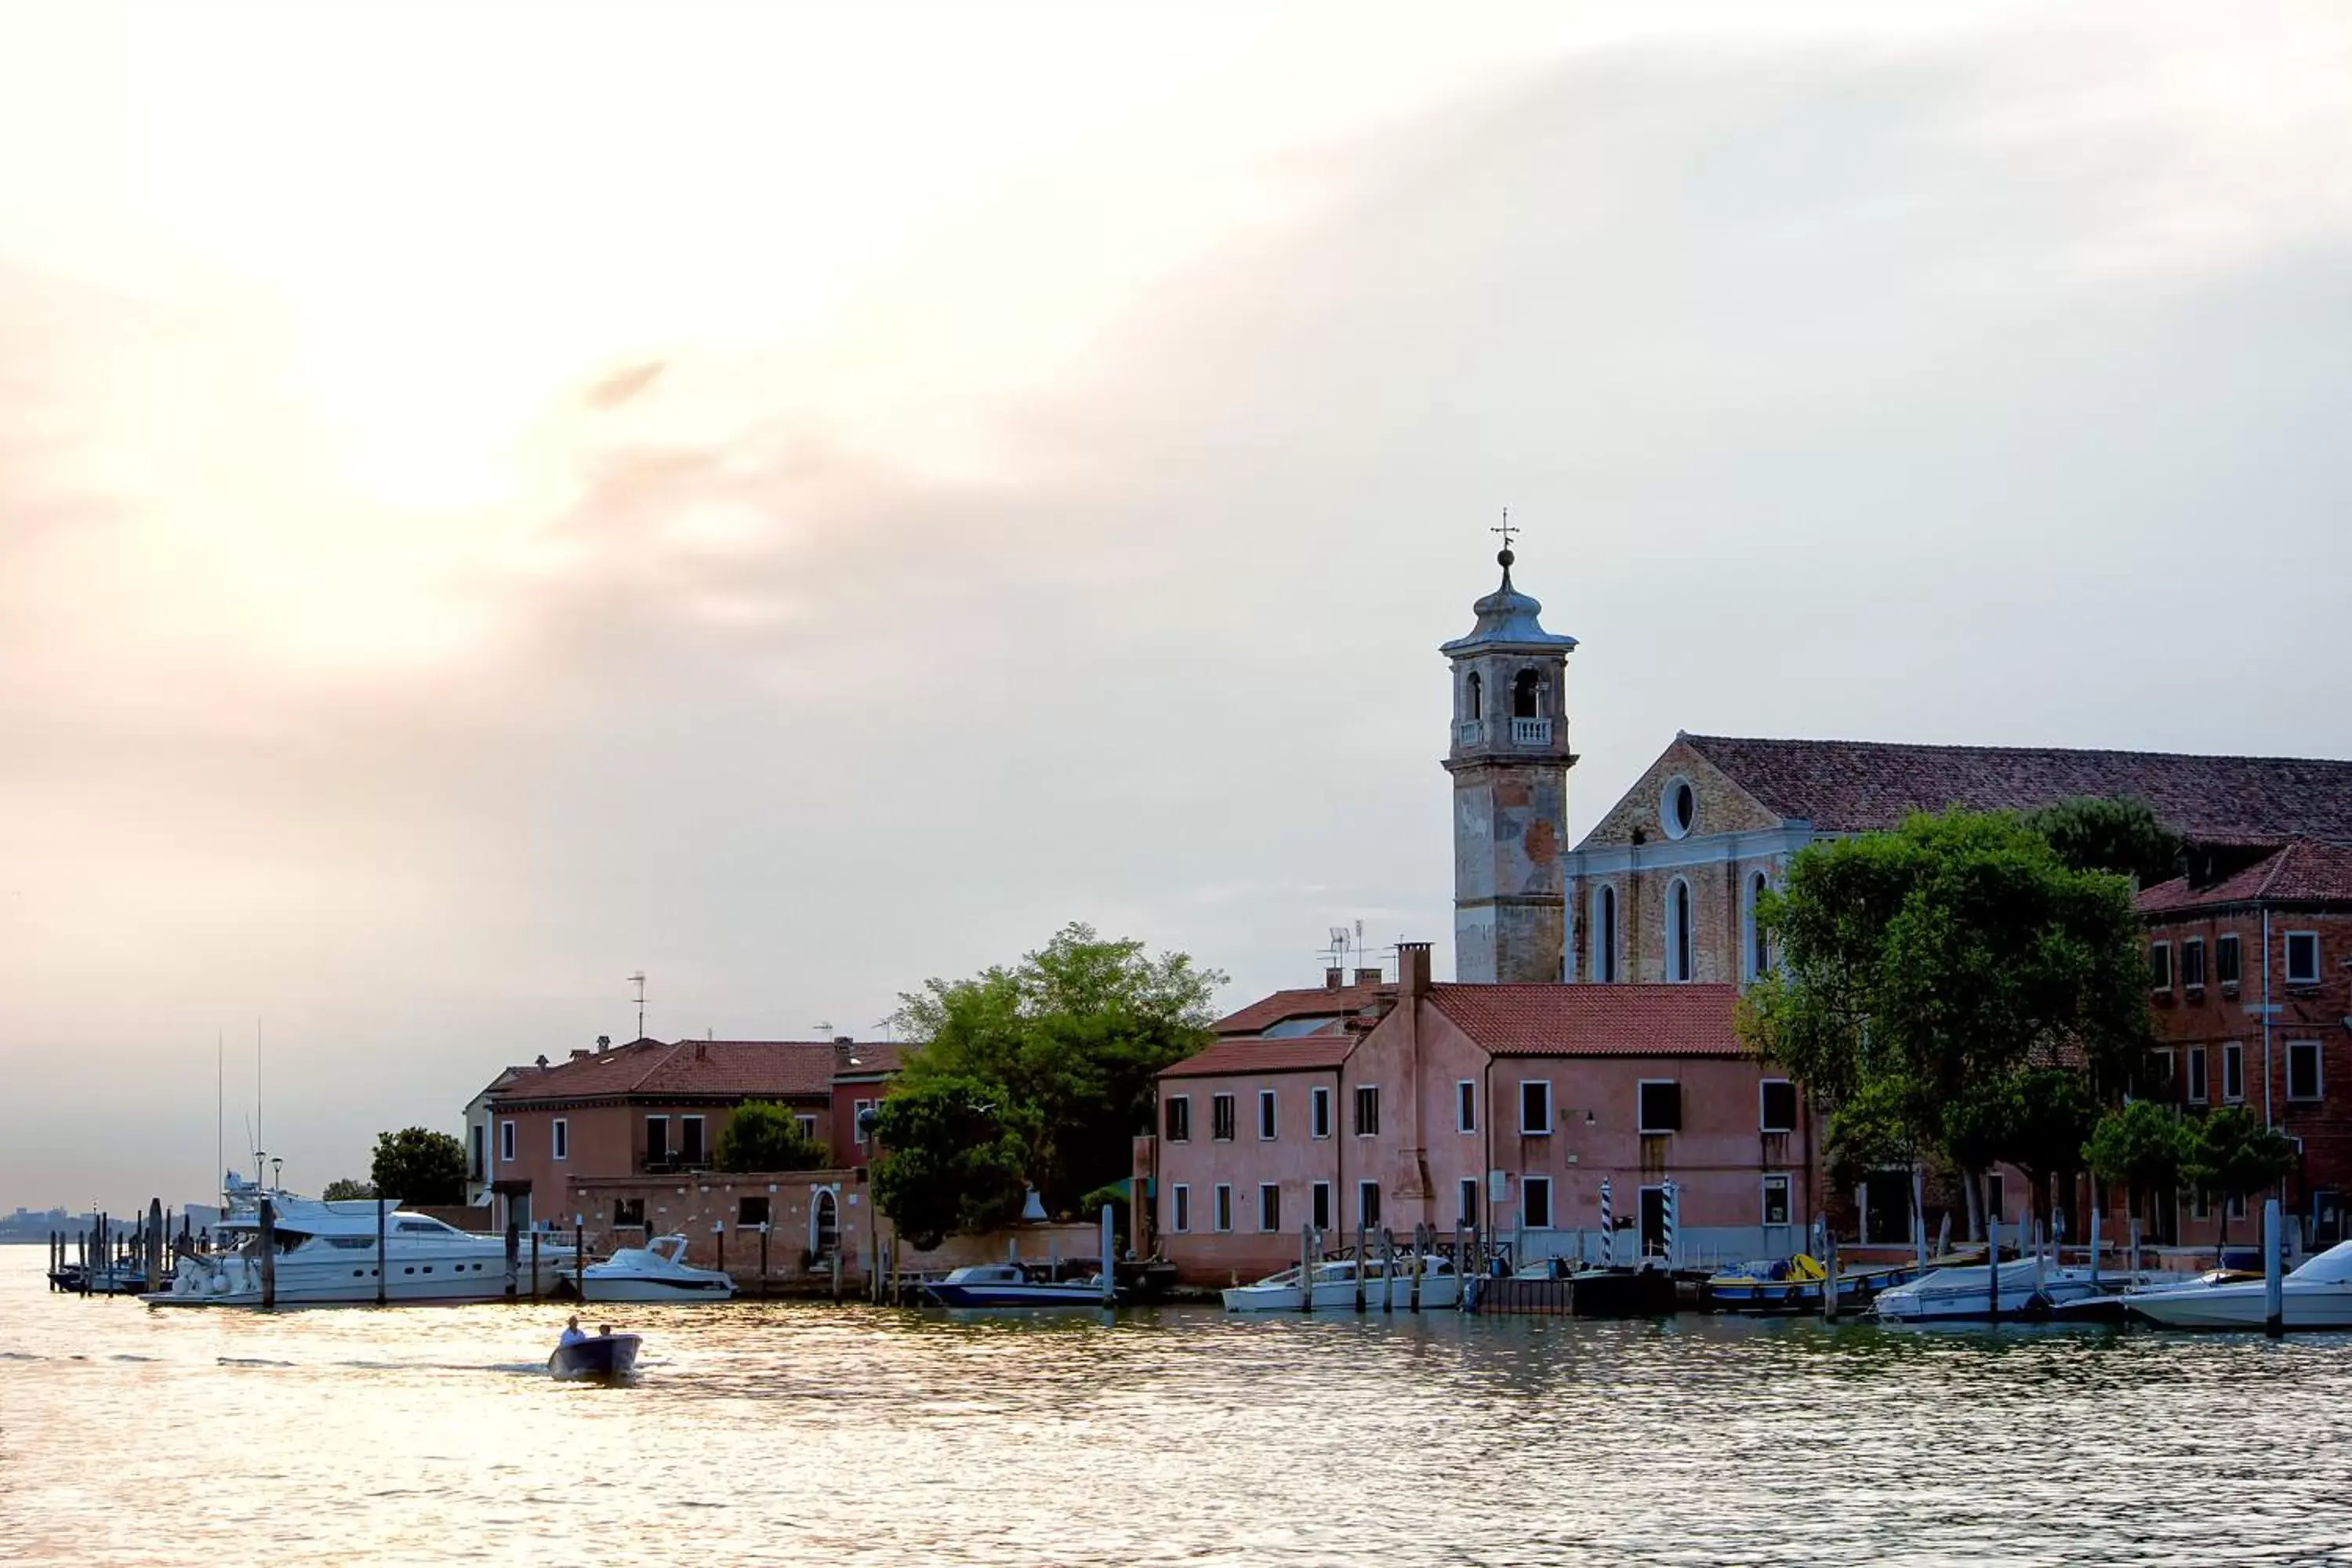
[
  {"x1": 1300, "y1": 1224, "x2": 1315, "y2": 1315},
  {"x1": 1379, "y1": 1229, "x2": 1396, "y2": 1314},
  {"x1": 575, "y1": 1221, "x2": 587, "y2": 1301},
  {"x1": 1820, "y1": 1225, "x2": 1839, "y2": 1325},
  {"x1": 1986, "y1": 1214, "x2": 2001, "y2": 1323},
  {"x1": 529, "y1": 1229, "x2": 542, "y2": 1301},
  {"x1": 503, "y1": 1210, "x2": 520, "y2": 1302},
  {"x1": 2088, "y1": 1207, "x2": 2102, "y2": 1286},
  {"x1": 1352, "y1": 1229, "x2": 1366, "y2": 1313},
  {"x1": 1099, "y1": 1203, "x2": 1116, "y2": 1308},
  {"x1": 1410, "y1": 1224, "x2": 1425, "y2": 1313},
  {"x1": 830, "y1": 1239, "x2": 842, "y2": 1303},
  {"x1": 2264, "y1": 1197, "x2": 2285, "y2": 1338},
  {"x1": 258, "y1": 1197, "x2": 277, "y2": 1309},
  {"x1": 2129, "y1": 1216, "x2": 2141, "y2": 1276},
  {"x1": 713, "y1": 1222, "x2": 724, "y2": 1281},
  {"x1": 374, "y1": 1200, "x2": 388, "y2": 1306}
]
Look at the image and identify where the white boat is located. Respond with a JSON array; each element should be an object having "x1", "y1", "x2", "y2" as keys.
[
  {"x1": 923, "y1": 1263, "x2": 1121, "y2": 1308},
  {"x1": 550, "y1": 1332, "x2": 641, "y2": 1379},
  {"x1": 1874, "y1": 1258, "x2": 2187, "y2": 1323},
  {"x1": 580, "y1": 1235, "x2": 736, "y2": 1303},
  {"x1": 2124, "y1": 1240, "x2": 2352, "y2": 1330},
  {"x1": 146, "y1": 1196, "x2": 574, "y2": 1306},
  {"x1": 1221, "y1": 1255, "x2": 1460, "y2": 1312}
]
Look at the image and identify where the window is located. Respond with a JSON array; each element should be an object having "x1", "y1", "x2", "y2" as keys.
[
  {"x1": 2288, "y1": 1041, "x2": 2324, "y2": 1103},
  {"x1": 499, "y1": 1120, "x2": 515, "y2": 1163},
  {"x1": 2287, "y1": 932, "x2": 2321, "y2": 986},
  {"x1": 1593, "y1": 884, "x2": 1619, "y2": 983},
  {"x1": 1211, "y1": 1094, "x2": 1237, "y2": 1142},
  {"x1": 1258, "y1": 1089, "x2": 1278, "y2": 1141},
  {"x1": 2149, "y1": 941, "x2": 2172, "y2": 993},
  {"x1": 2229, "y1": 1192, "x2": 2249, "y2": 1221},
  {"x1": 551, "y1": 1119, "x2": 568, "y2": 1161},
  {"x1": 1311, "y1": 1181, "x2": 1331, "y2": 1232},
  {"x1": 738, "y1": 1196, "x2": 770, "y2": 1228},
  {"x1": 1310, "y1": 1087, "x2": 1332, "y2": 1139},
  {"x1": 2217, "y1": 933, "x2": 2242, "y2": 987},
  {"x1": 2190, "y1": 1185, "x2": 2211, "y2": 1221},
  {"x1": 853, "y1": 1099, "x2": 873, "y2": 1145},
  {"x1": 1762, "y1": 1174, "x2": 1791, "y2": 1227},
  {"x1": 1459, "y1": 1176, "x2": 1479, "y2": 1229},
  {"x1": 2187, "y1": 1046, "x2": 2209, "y2": 1105},
  {"x1": 1214, "y1": 1184, "x2": 1234, "y2": 1232},
  {"x1": 470, "y1": 1124, "x2": 485, "y2": 1181},
  {"x1": 1358, "y1": 1181, "x2": 1381, "y2": 1230},
  {"x1": 1760, "y1": 1080, "x2": 1798, "y2": 1134},
  {"x1": 2151, "y1": 1049, "x2": 2176, "y2": 1095},
  {"x1": 1457, "y1": 1080, "x2": 1477, "y2": 1134},
  {"x1": 613, "y1": 1198, "x2": 646, "y2": 1229},
  {"x1": 680, "y1": 1116, "x2": 706, "y2": 1165},
  {"x1": 1170, "y1": 1185, "x2": 1191, "y2": 1233},
  {"x1": 1744, "y1": 871, "x2": 1771, "y2": 981},
  {"x1": 1258, "y1": 1184, "x2": 1281, "y2": 1232},
  {"x1": 1522, "y1": 1175, "x2": 1553, "y2": 1229},
  {"x1": 1519, "y1": 1080, "x2": 1552, "y2": 1135},
  {"x1": 645, "y1": 1115, "x2": 669, "y2": 1165},
  {"x1": 1164, "y1": 1095, "x2": 1192, "y2": 1142},
  {"x1": 1638, "y1": 1080, "x2": 1682, "y2": 1134},
  {"x1": 1354, "y1": 1084, "x2": 1381, "y2": 1137},
  {"x1": 1464, "y1": 670, "x2": 1483, "y2": 721},
  {"x1": 2223, "y1": 1042, "x2": 2245, "y2": 1103},
  {"x1": 1661, "y1": 775, "x2": 1697, "y2": 840},
  {"x1": 2182, "y1": 937, "x2": 2206, "y2": 990},
  {"x1": 1666, "y1": 878, "x2": 1695, "y2": 982}
]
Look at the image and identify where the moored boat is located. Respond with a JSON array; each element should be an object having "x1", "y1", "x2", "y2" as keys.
[
  {"x1": 925, "y1": 1263, "x2": 1122, "y2": 1308},
  {"x1": 2123, "y1": 1240, "x2": 2352, "y2": 1330},
  {"x1": 145, "y1": 1196, "x2": 573, "y2": 1307},
  {"x1": 1221, "y1": 1255, "x2": 1459, "y2": 1312},
  {"x1": 580, "y1": 1235, "x2": 736, "y2": 1303}
]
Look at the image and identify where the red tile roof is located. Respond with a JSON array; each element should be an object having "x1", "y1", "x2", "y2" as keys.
[
  {"x1": 1161, "y1": 1034, "x2": 1359, "y2": 1079},
  {"x1": 1214, "y1": 983, "x2": 1394, "y2": 1035},
  {"x1": 1428, "y1": 983, "x2": 1743, "y2": 1057},
  {"x1": 492, "y1": 1038, "x2": 890, "y2": 1104},
  {"x1": 1683, "y1": 735, "x2": 2352, "y2": 846},
  {"x1": 832, "y1": 1041, "x2": 906, "y2": 1080},
  {"x1": 2138, "y1": 839, "x2": 2352, "y2": 915}
]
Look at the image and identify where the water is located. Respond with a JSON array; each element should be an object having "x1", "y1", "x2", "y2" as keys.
[{"x1": 5, "y1": 1247, "x2": 2350, "y2": 1566}]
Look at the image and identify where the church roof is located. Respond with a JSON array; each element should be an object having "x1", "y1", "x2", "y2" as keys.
[
  {"x1": 1682, "y1": 734, "x2": 2352, "y2": 847},
  {"x1": 1440, "y1": 550, "x2": 1577, "y2": 655}
]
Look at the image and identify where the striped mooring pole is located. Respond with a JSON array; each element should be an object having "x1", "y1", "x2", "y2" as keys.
[
  {"x1": 1599, "y1": 1178, "x2": 1614, "y2": 1268},
  {"x1": 1661, "y1": 1179, "x2": 1679, "y2": 1269}
]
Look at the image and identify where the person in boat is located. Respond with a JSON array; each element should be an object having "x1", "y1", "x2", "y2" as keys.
[
  {"x1": 558, "y1": 1316, "x2": 586, "y2": 1348},
  {"x1": 597, "y1": 1323, "x2": 614, "y2": 1339}
]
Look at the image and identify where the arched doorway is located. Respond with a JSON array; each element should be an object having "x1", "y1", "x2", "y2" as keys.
[{"x1": 809, "y1": 1188, "x2": 840, "y2": 1261}]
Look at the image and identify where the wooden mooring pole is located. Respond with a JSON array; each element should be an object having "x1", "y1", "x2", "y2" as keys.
[
  {"x1": 529, "y1": 1229, "x2": 542, "y2": 1301},
  {"x1": 259, "y1": 1197, "x2": 278, "y2": 1309},
  {"x1": 576, "y1": 1222, "x2": 587, "y2": 1301},
  {"x1": 375, "y1": 1200, "x2": 388, "y2": 1307}
]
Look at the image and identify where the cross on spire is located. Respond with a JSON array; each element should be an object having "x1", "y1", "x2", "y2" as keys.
[{"x1": 1491, "y1": 507, "x2": 1518, "y2": 553}]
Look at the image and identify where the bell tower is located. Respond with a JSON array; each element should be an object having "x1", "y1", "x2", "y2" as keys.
[{"x1": 1441, "y1": 524, "x2": 1578, "y2": 983}]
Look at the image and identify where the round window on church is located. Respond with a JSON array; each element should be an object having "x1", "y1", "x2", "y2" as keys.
[{"x1": 1661, "y1": 776, "x2": 1697, "y2": 840}]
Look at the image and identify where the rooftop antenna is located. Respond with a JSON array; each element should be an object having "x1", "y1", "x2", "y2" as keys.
[
  {"x1": 1356, "y1": 918, "x2": 1369, "y2": 978},
  {"x1": 629, "y1": 971, "x2": 647, "y2": 1041},
  {"x1": 875, "y1": 1016, "x2": 895, "y2": 1044},
  {"x1": 1323, "y1": 927, "x2": 1348, "y2": 975}
]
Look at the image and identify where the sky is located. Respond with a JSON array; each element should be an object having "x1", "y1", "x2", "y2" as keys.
[{"x1": 5, "y1": 2, "x2": 2350, "y2": 1210}]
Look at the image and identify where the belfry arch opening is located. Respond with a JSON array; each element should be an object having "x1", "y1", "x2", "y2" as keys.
[
  {"x1": 1464, "y1": 670, "x2": 1483, "y2": 720},
  {"x1": 1512, "y1": 669, "x2": 1543, "y2": 718}
]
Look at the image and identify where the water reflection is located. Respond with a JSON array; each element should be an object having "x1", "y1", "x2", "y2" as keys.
[{"x1": 7, "y1": 1248, "x2": 2350, "y2": 1566}]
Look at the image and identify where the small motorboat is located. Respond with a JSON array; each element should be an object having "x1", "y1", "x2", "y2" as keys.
[
  {"x1": 924, "y1": 1263, "x2": 1121, "y2": 1308},
  {"x1": 2123, "y1": 1240, "x2": 2352, "y2": 1330},
  {"x1": 1221, "y1": 1254, "x2": 1458, "y2": 1312},
  {"x1": 580, "y1": 1235, "x2": 736, "y2": 1302},
  {"x1": 549, "y1": 1331, "x2": 642, "y2": 1379},
  {"x1": 1875, "y1": 1258, "x2": 2192, "y2": 1323}
]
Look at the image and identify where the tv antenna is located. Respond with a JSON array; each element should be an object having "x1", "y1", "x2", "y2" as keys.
[{"x1": 629, "y1": 971, "x2": 647, "y2": 1040}]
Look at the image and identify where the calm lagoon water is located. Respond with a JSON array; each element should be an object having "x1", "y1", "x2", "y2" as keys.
[{"x1": 5, "y1": 1245, "x2": 2350, "y2": 1566}]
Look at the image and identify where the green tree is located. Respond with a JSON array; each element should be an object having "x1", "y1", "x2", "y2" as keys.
[
  {"x1": 869, "y1": 1076, "x2": 1033, "y2": 1250},
  {"x1": 320, "y1": 1178, "x2": 376, "y2": 1201},
  {"x1": 368, "y1": 1127, "x2": 470, "y2": 1207},
  {"x1": 2082, "y1": 1100, "x2": 2190, "y2": 1232},
  {"x1": 2183, "y1": 1106, "x2": 2299, "y2": 1247},
  {"x1": 1944, "y1": 1067, "x2": 2101, "y2": 1228},
  {"x1": 893, "y1": 922, "x2": 1225, "y2": 1214},
  {"x1": 2024, "y1": 795, "x2": 2184, "y2": 887},
  {"x1": 713, "y1": 1101, "x2": 829, "y2": 1173}
]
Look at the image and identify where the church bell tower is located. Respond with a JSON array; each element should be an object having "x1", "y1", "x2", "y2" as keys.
[{"x1": 1441, "y1": 526, "x2": 1578, "y2": 984}]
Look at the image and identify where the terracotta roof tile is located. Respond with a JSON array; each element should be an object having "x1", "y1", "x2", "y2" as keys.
[
  {"x1": 1428, "y1": 983, "x2": 1743, "y2": 1057},
  {"x1": 1214, "y1": 983, "x2": 1394, "y2": 1036},
  {"x1": 1162, "y1": 1034, "x2": 1359, "y2": 1078},
  {"x1": 1682, "y1": 735, "x2": 2352, "y2": 845},
  {"x1": 2139, "y1": 839, "x2": 2352, "y2": 915},
  {"x1": 493, "y1": 1037, "x2": 890, "y2": 1103}
]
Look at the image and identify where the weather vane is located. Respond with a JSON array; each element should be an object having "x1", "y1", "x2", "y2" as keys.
[{"x1": 1491, "y1": 507, "x2": 1517, "y2": 552}]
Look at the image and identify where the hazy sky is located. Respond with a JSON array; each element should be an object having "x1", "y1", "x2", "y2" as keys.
[{"x1": 5, "y1": 2, "x2": 2350, "y2": 1209}]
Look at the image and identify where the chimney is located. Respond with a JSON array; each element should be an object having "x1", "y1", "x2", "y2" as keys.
[
  {"x1": 695, "y1": 1041, "x2": 709, "y2": 1061},
  {"x1": 834, "y1": 1035, "x2": 855, "y2": 1045},
  {"x1": 1399, "y1": 941, "x2": 1432, "y2": 998},
  {"x1": 535, "y1": 1054, "x2": 549, "y2": 1069},
  {"x1": 1354, "y1": 967, "x2": 1382, "y2": 985},
  {"x1": 1324, "y1": 967, "x2": 1345, "y2": 989},
  {"x1": 570, "y1": 1048, "x2": 591, "y2": 1061},
  {"x1": 596, "y1": 1035, "x2": 612, "y2": 1054}
]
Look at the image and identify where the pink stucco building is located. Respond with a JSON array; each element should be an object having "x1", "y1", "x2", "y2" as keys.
[{"x1": 1144, "y1": 944, "x2": 1818, "y2": 1283}]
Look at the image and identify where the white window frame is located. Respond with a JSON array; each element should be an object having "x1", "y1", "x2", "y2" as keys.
[
  {"x1": 2217, "y1": 932, "x2": 2242, "y2": 987},
  {"x1": 2288, "y1": 1040, "x2": 2324, "y2": 1103},
  {"x1": 2229, "y1": 1191, "x2": 2249, "y2": 1221},
  {"x1": 1519, "y1": 1079, "x2": 1553, "y2": 1135},
  {"x1": 795, "y1": 1112, "x2": 818, "y2": 1143},
  {"x1": 1171, "y1": 1184, "x2": 1191, "y2": 1233},
  {"x1": 1458, "y1": 1176, "x2": 1479, "y2": 1229},
  {"x1": 1761, "y1": 1173, "x2": 1792, "y2": 1228},
  {"x1": 1354, "y1": 1083, "x2": 1381, "y2": 1138},
  {"x1": 2286, "y1": 931, "x2": 2321, "y2": 986},
  {"x1": 1637, "y1": 1078, "x2": 1681, "y2": 1135},
  {"x1": 1357, "y1": 1179, "x2": 1381, "y2": 1231},
  {"x1": 1759, "y1": 1078, "x2": 1796, "y2": 1134},
  {"x1": 2181, "y1": 936, "x2": 2206, "y2": 991},
  {"x1": 497, "y1": 1119, "x2": 516, "y2": 1163},
  {"x1": 1211, "y1": 1092, "x2": 1236, "y2": 1142},
  {"x1": 2149, "y1": 940, "x2": 2172, "y2": 993},
  {"x1": 1457, "y1": 1079, "x2": 1477, "y2": 1134},
  {"x1": 2223, "y1": 1041, "x2": 2245, "y2": 1104},
  {"x1": 1665, "y1": 877, "x2": 1695, "y2": 982},
  {"x1": 1165, "y1": 1094, "x2": 1192, "y2": 1143},
  {"x1": 645, "y1": 1114, "x2": 668, "y2": 1163},
  {"x1": 1214, "y1": 1183, "x2": 1234, "y2": 1233},
  {"x1": 1258, "y1": 1088, "x2": 1278, "y2": 1141},
  {"x1": 1521, "y1": 1174, "x2": 1553, "y2": 1230},
  {"x1": 852, "y1": 1098, "x2": 873, "y2": 1145},
  {"x1": 1310, "y1": 1181, "x2": 1332, "y2": 1232},
  {"x1": 1258, "y1": 1183, "x2": 1281, "y2": 1232},
  {"x1": 551, "y1": 1118, "x2": 568, "y2": 1161},
  {"x1": 1309, "y1": 1086, "x2": 1332, "y2": 1140},
  {"x1": 2187, "y1": 1046, "x2": 2209, "y2": 1105}
]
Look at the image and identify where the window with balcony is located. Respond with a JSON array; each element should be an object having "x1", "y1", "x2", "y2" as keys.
[
  {"x1": 680, "y1": 1116, "x2": 706, "y2": 1167},
  {"x1": 644, "y1": 1115, "x2": 669, "y2": 1167},
  {"x1": 1164, "y1": 1096, "x2": 1191, "y2": 1142},
  {"x1": 2287, "y1": 931, "x2": 2321, "y2": 986},
  {"x1": 1211, "y1": 1094, "x2": 1236, "y2": 1142}
]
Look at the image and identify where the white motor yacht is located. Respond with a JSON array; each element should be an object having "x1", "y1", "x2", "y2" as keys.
[
  {"x1": 1222, "y1": 1254, "x2": 1459, "y2": 1312},
  {"x1": 2124, "y1": 1240, "x2": 2352, "y2": 1330},
  {"x1": 924, "y1": 1263, "x2": 1121, "y2": 1308},
  {"x1": 147, "y1": 1196, "x2": 573, "y2": 1306},
  {"x1": 1875, "y1": 1257, "x2": 2189, "y2": 1323},
  {"x1": 580, "y1": 1235, "x2": 737, "y2": 1302}
]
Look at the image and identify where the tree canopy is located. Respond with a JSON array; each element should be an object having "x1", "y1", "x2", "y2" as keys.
[
  {"x1": 368, "y1": 1128, "x2": 469, "y2": 1207},
  {"x1": 321, "y1": 1178, "x2": 376, "y2": 1202},
  {"x1": 869, "y1": 1076, "x2": 1033, "y2": 1251},
  {"x1": 2024, "y1": 796, "x2": 2184, "y2": 887},
  {"x1": 890, "y1": 922, "x2": 1225, "y2": 1217},
  {"x1": 2182, "y1": 1106, "x2": 2299, "y2": 1245},
  {"x1": 713, "y1": 1102, "x2": 830, "y2": 1173},
  {"x1": 1737, "y1": 808, "x2": 2154, "y2": 1196},
  {"x1": 2082, "y1": 1099, "x2": 2188, "y2": 1221}
]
